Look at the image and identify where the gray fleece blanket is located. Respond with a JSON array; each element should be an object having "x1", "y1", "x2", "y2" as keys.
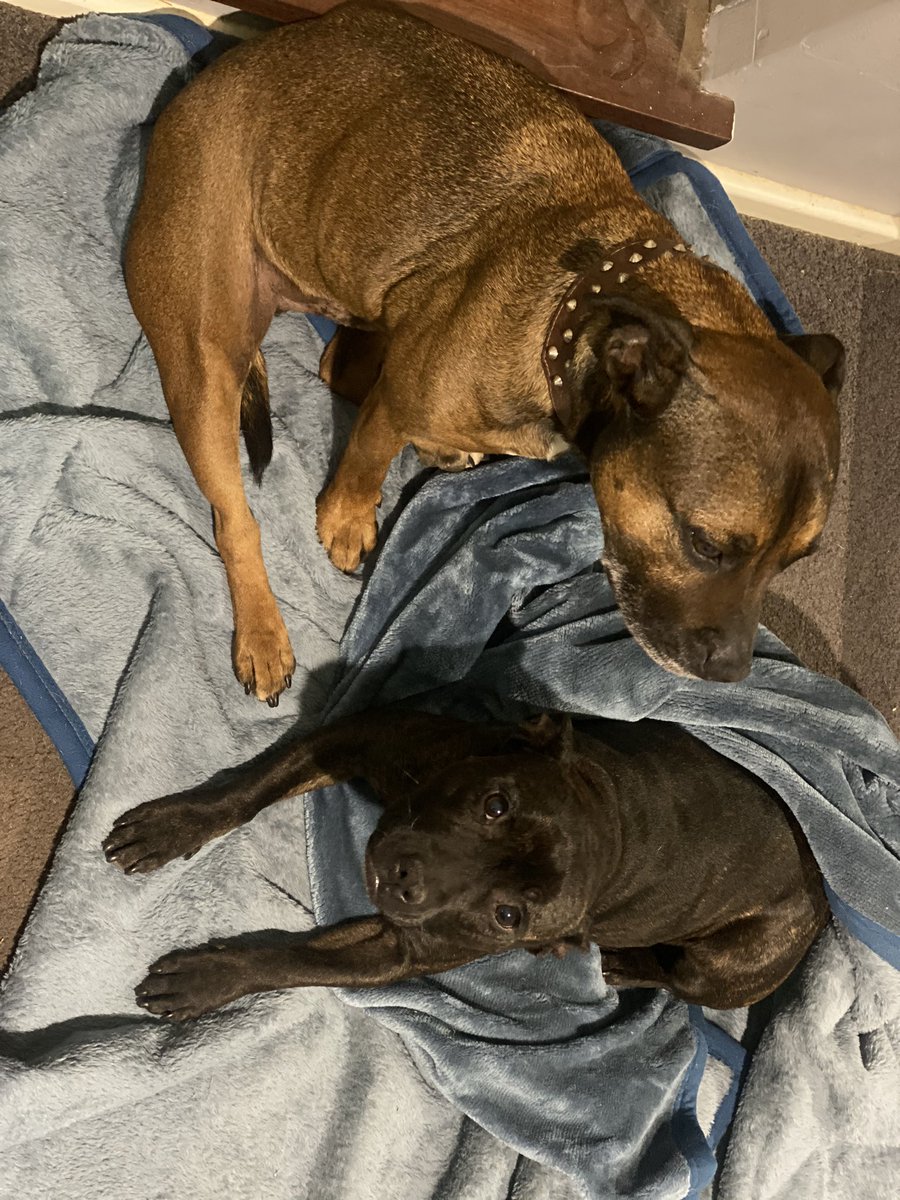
[{"x1": 1, "y1": 15, "x2": 899, "y2": 1200}]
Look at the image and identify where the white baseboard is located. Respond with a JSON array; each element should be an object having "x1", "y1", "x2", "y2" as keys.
[
  {"x1": 697, "y1": 161, "x2": 900, "y2": 257},
  {"x1": 4, "y1": 0, "x2": 241, "y2": 28}
]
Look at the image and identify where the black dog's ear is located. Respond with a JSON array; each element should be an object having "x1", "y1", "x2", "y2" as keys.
[
  {"x1": 780, "y1": 333, "x2": 845, "y2": 398},
  {"x1": 587, "y1": 291, "x2": 692, "y2": 419},
  {"x1": 516, "y1": 712, "x2": 574, "y2": 759}
]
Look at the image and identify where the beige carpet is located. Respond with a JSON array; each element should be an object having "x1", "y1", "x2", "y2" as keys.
[
  {"x1": 0, "y1": 2, "x2": 897, "y2": 969},
  {"x1": 0, "y1": 668, "x2": 74, "y2": 972}
]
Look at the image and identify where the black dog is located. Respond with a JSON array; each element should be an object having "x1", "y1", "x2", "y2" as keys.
[{"x1": 103, "y1": 710, "x2": 828, "y2": 1018}]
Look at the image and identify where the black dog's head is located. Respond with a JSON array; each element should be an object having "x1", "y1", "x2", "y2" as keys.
[
  {"x1": 364, "y1": 714, "x2": 601, "y2": 953},
  {"x1": 564, "y1": 281, "x2": 844, "y2": 682}
]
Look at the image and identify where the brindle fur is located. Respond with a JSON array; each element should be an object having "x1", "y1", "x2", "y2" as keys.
[{"x1": 103, "y1": 710, "x2": 828, "y2": 1019}]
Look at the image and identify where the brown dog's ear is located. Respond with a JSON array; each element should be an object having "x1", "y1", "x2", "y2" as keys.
[
  {"x1": 516, "y1": 712, "x2": 574, "y2": 759},
  {"x1": 587, "y1": 292, "x2": 693, "y2": 419},
  {"x1": 780, "y1": 333, "x2": 846, "y2": 398}
]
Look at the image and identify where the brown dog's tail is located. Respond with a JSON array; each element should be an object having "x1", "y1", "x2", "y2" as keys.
[{"x1": 240, "y1": 349, "x2": 273, "y2": 486}]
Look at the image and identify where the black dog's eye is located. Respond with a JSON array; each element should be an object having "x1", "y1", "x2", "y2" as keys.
[
  {"x1": 689, "y1": 527, "x2": 723, "y2": 564},
  {"x1": 495, "y1": 904, "x2": 522, "y2": 930},
  {"x1": 484, "y1": 793, "x2": 509, "y2": 820}
]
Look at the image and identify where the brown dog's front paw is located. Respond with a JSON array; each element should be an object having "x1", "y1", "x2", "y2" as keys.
[
  {"x1": 316, "y1": 488, "x2": 378, "y2": 573},
  {"x1": 136, "y1": 944, "x2": 250, "y2": 1021},
  {"x1": 232, "y1": 615, "x2": 296, "y2": 705},
  {"x1": 103, "y1": 796, "x2": 227, "y2": 874}
]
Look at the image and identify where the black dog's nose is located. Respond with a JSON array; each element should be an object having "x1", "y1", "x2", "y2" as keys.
[
  {"x1": 693, "y1": 629, "x2": 752, "y2": 683},
  {"x1": 384, "y1": 857, "x2": 426, "y2": 906}
]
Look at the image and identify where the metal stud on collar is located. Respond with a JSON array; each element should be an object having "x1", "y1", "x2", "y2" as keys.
[{"x1": 541, "y1": 234, "x2": 694, "y2": 428}]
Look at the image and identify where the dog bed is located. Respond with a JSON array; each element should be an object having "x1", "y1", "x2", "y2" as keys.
[{"x1": 0, "y1": 15, "x2": 898, "y2": 1200}]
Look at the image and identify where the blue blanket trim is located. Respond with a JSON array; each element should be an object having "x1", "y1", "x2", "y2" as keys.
[
  {"x1": 694, "y1": 1013, "x2": 748, "y2": 1152},
  {"x1": 827, "y1": 883, "x2": 900, "y2": 970},
  {"x1": 0, "y1": 17, "x2": 841, "y2": 1195},
  {"x1": 129, "y1": 12, "x2": 214, "y2": 58},
  {"x1": 0, "y1": 598, "x2": 93, "y2": 786},
  {"x1": 306, "y1": 313, "x2": 339, "y2": 344},
  {"x1": 672, "y1": 1010, "x2": 717, "y2": 1198},
  {"x1": 670, "y1": 1011, "x2": 747, "y2": 1197}
]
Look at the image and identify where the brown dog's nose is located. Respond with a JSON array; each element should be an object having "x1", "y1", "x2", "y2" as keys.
[
  {"x1": 693, "y1": 629, "x2": 752, "y2": 683},
  {"x1": 384, "y1": 858, "x2": 426, "y2": 906}
]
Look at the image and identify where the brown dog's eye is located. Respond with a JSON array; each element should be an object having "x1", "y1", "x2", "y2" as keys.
[
  {"x1": 689, "y1": 528, "x2": 723, "y2": 564},
  {"x1": 484, "y1": 793, "x2": 509, "y2": 820},
  {"x1": 495, "y1": 904, "x2": 522, "y2": 930}
]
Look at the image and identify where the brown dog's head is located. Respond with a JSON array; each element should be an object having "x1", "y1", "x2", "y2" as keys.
[
  {"x1": 567, "y1": 283, "x2": 844, "y2": 681},
  {"x1": 364, "y1": 714, "x2": 600, "y2": 952}
]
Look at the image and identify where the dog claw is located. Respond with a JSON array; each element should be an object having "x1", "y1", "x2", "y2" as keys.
[
  {"x1": 233, "y1": 621, "x2": 294, "y2": 705},
  {"x1": 285, "y1": 675, "x2": 292, "y2": 689},
  {"x1": 315, "y1": 489, "x2": 379, "y2": 573},
  {"x1": 134, "y1": 944, "x2": 246, "y2": 1021}
]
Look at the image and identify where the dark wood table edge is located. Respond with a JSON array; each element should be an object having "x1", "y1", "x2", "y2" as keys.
[{"x1": 218, "y1": 1, "x2": 735, "y2": 149}]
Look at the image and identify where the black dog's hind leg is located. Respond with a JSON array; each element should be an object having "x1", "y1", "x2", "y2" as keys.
[
  {"x1": 601, "y1": 947, "x2": 677, "y2": 991},
  {"x1": 601, "y1": 919, "x2": 822, "y2": 1009}
]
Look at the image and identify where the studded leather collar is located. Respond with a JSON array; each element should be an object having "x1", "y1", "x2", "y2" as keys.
[{"x1": 541, "y1": 236, "x2": 689, "y2": 426}]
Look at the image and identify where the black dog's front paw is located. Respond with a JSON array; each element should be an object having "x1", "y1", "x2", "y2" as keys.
[
  {"x1": 600, "y1": 947, "x2": 667, "y2": 991},
  {"x1": 103, "y1": 795, "x2": 226, "y2": 874},
  {"x1": 136, "y1": 944, "x2": 252, "y2": 1021}
]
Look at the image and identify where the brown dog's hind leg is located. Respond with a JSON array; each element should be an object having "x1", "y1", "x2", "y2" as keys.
[
  {"x1": 163, "y1": 344, "x2": 295, "y2": 704},
  {"x1": 125, "y1": 97, "x2": 300, "y2": 703},
  {"x1": 316, "y1": 377, "x2": 405, "y2": 572}
]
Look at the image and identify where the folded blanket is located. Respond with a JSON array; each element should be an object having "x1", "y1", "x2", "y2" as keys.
[{"x1": 0, "y1": 15, "x2": 898, "y2": 1200}]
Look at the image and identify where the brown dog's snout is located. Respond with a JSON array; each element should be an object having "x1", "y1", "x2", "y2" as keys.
[{"x1": 689, "y1": 627, "x2": 753, "y2": 683}]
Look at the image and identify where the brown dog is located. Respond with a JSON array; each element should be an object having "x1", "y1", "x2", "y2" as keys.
[
  {"x1": 125, "y1": 1, "x2": 844, "y2": 703},
  {"x1": 102, "y1": 710, "x2": 828, "y2": 1018}
]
